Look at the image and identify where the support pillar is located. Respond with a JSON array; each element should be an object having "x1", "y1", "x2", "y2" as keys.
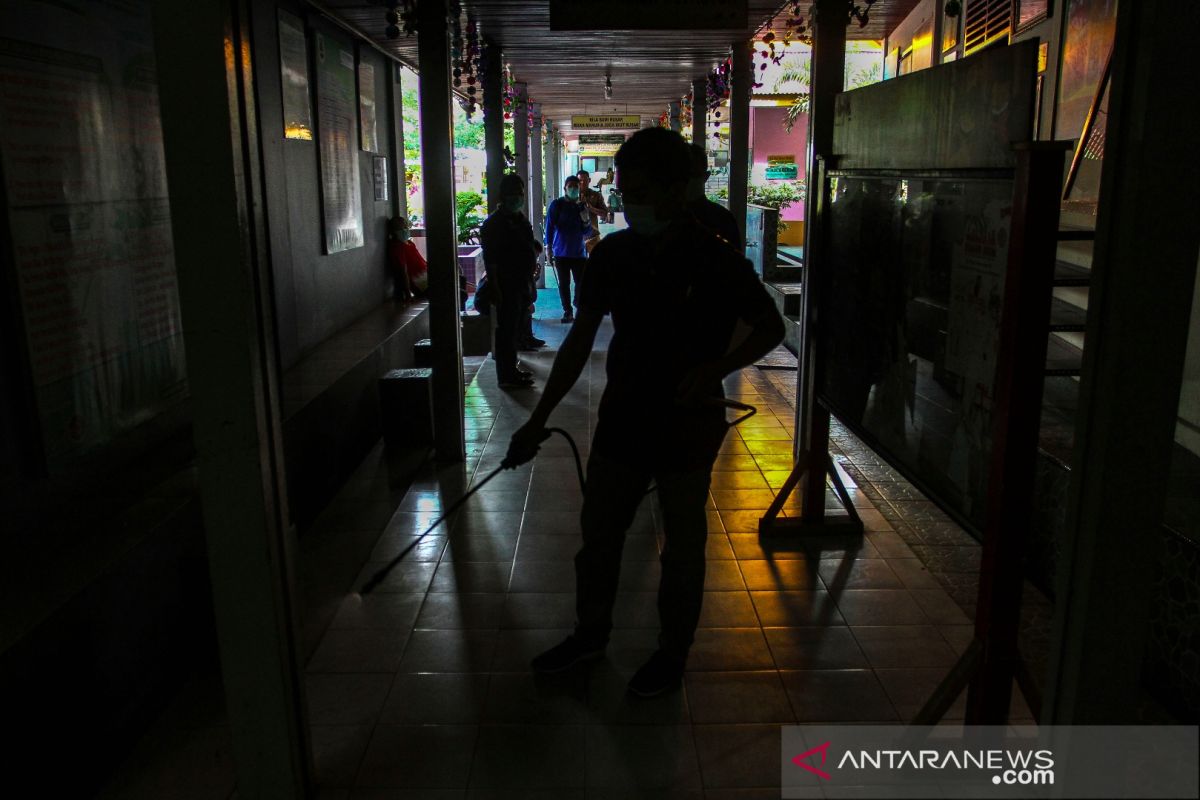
[
  {"x1": 388, "y1": 62, "x2": 407, "y2": 218},
  {"x1": 482, "y1": 39, "x2": 504, "y2": 211},
  {"x1": 727, "y1": 40, "x2": 752, "y2": 244},
  {"x1": 530, "y1": 103, "x2": 544, "y2": 238},
  {"x1": 513, "y1": 82, "x2": 530, "y2": 209},
  {"x1": 797, "y1": 0, "x2": 848, "y2": 515},
  {"x1": 546, "y1": 125, "x2": 559, "y2": 203},
  {"x1": 152, "y1": 0, "x2": 311, "y2": 795},
  {"x1": 668, "y1": 100, "x2": 682, "y2": 132},
  {"x1": 692, "y1": 78, "x2": 707, "y2": 151},
  {"x1": 417, "y1": 0, "x2": 465, "y2": 461},
  {"x1": 1043, "y1": 0, "x2": 1200, "y2": 724}
]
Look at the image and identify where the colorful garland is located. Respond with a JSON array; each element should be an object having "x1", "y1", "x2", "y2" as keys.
[{"x1": 451, "y1": 12, "x2": 483, "y2": 117}]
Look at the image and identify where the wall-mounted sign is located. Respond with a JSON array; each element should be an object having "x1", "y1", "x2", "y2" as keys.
[
  {"x1": 765, "y1": 154, "x2": 797, "y2": 180},
  {"x1": 373, "y1": 156, "x2": 388, "y2": 202},
  {"x1": 571, "y1": 114, "x2": 640, "y2": 130},
  {"x1": 550, "y1": 0, "x2": 746, "y2": 30},
  {"x1": 578, "y1": 133, "x2": 625, "y2": 155},
  {"x1": 358, "y1": 59, "x2": 378, "y2": 153}
]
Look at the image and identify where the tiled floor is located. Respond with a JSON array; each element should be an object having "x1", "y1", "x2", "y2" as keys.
[{"x1": 102, "y1": 289, "x2": 1035, "y2": 799}]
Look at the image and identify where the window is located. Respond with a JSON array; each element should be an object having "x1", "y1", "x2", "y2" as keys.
[
  {"x1": 964, "y1": 0, "x2": 1013, "y2": 54},
  {"x1": 1015, "y1": 0, "x2": 1051, "y2": 33}
]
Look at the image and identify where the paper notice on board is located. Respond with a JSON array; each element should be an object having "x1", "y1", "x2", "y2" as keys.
[
  {"x1": 945, "y1": 184, "x2": 1012, "y2": 434},
  {"x1": 315, "y1": 31, "x2": 364, "y2": 253},
  {"x1": 0, "y1": 0, "x2": 188, "y2": 471}
]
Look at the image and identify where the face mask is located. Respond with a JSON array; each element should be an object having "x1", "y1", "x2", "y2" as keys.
[
  {"x1": 504, "y1": 196, "x2": 525, "y2": 213},
  {"x1": 685, "y1": 177, "x2": 706, "y2": 202},
  {"x1": 623, "y1": 203, "x2": 669, "y2": 237},
  {"x1": 566, "y1": 188, "x2": 580, "y2": 200}
]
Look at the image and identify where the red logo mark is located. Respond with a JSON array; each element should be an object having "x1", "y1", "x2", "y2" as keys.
[{"x1": 792, "y1": 741, "x2": 833, "y2": 780}]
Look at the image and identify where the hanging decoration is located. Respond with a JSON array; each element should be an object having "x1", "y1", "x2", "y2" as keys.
[
  {"x1": 747, "y1": 1, "x2": 879, "y2": 92},
  {"x1": 502, "y1": 63, "x2": 516, "y2": 120},
  {"x1": 383, "y1": 0, "x2": 418, "y2": 38},
  {"x1": 449, "y1": 7, "x2": 483, "y2": 117},
  {"x1": 680, "y1": 91, "x2": 693, "y2": 132},
  {"x1": 705, "y1": 56, "x2": 731, "y2": 130}
]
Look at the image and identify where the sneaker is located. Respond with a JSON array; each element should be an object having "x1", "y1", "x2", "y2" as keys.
[
  {"x1": 627, "y1": 650, "x2": 685, "y2": 697},
  {"x1": 498, "y1": 373, "x2": 535, "y2": 389},
  {"x1": 531, "y1": 635, "x2": 605, "y2": 674},
  {"x1": 561, "y1": 312, "x2": 574, "y2": 323}
]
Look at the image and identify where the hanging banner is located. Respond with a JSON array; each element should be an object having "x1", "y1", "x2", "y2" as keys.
[
  {"x1": 550, "y1": 0, "x2": 746, "y2": 30},
  {"x1": 578, "y1": 134, "x2": 625, "y2": 155},
  {"x1": 315, "y1": 31, "x2": 364, "y2": 253},
  {"x1": 571, "y1": 114, "x2": 640, "y2": 130}
]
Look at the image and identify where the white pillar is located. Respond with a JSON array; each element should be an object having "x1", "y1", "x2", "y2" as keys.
[
  {"x1": 513, "y1": 81, "x2": 530, "y2": 198},
  {"x1": 417, "y1": 0, "x2": 465, "y2": 461},
  {"x1": 727, "y1": 40, "x2": 753, "y2": 244}
]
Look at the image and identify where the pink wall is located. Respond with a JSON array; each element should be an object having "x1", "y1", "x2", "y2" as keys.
[{"x1": 749, "y1": 105, "x2": 808, "y2": 222}]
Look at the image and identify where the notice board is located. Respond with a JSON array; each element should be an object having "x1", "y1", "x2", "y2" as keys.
[
  {"x1": 314, "y1": 30, "x2": 364, "y2": 253},
  {"x1": 815, "y1": 42, "x2": 1038, "y2": 534}
]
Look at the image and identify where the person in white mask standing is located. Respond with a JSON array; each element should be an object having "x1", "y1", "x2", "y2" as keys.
[{"x1": 506, "y1": 127, "x2": 785, "y2": 697}]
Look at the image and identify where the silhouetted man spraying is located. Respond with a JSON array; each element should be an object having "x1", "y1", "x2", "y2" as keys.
[{"x1": 508, "y1": 128, "x2": 785, "y2": 696}]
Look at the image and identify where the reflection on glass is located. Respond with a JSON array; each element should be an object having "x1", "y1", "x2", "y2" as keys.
[
  {"x1": 1016, "y1": 0, "x2": 1051, "y2": 31},
  {"x1": 819, "y1": 176, "x2": 1015, "y2": 534},
  {"x1": 1164, "y1": 257, "x2": 1200, "y2": 542},
  {"x1": 942, "y1": 5, "x2": 960, "y2": 53}
]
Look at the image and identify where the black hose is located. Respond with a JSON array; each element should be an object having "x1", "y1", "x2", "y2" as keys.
[
  {"x1": 545, "y1": 427, "x2": 588, "y2": 489},
  {"x1": 358, "y1": 399, "x2": 757, "y2": 595}
]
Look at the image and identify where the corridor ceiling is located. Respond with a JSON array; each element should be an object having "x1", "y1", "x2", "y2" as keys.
[{"x1": 317, "y1": 0, "x2": 921, "y2": 137}]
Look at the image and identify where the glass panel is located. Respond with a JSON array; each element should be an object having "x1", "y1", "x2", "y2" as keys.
[
  {"x1": 942, "y1": 6, "x2": 960, "y2": 52},
  {"x1": 818, "y1": 176, "x2": 1016, "y2": 534},
  {"x1": 1165, "y1": 253, "x2": 1200, "y2": 542},
  {"x1": 1017, "y1": 0, "x2": 1051, "y2": 30}
]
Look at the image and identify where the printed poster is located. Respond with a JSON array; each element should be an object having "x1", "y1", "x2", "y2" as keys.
[
  {"x1": 0, "y1": 0, "x2": 188, "y2": 471},
  {"x1": 315, "y1": 31, "x2": 363, "y2": 253}
]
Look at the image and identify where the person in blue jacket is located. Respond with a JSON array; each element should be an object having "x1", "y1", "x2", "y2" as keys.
[{"x1": 544, "y1": 175, "x2": 594, "y2": 323}]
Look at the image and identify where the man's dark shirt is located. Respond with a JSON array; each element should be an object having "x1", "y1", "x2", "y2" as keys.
[
  {"x1": 689, "y1": 197, "x2": 741, "y2": 249},
  {"x1": 577, "y1": 215, "x2": 781, "y2": 470},
  {"x1": 480, "y1": 208, "x2": 539, "y2": 295}
]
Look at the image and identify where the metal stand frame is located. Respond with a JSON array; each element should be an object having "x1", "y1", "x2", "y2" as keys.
[{"x1": 914, "y1": 143, "x2": 1068, "y2": 724}]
